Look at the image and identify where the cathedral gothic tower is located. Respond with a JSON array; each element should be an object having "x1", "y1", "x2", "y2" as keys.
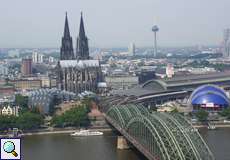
[
  {"x1": 60, "y1": 12, "x2": 74, "y2": 60},
  {"x1": 76, "y1": 12, "x2": 90, "y2": 60},
  {"x1": 57, "y1": 12, "x2": 104, "y2": 94}
]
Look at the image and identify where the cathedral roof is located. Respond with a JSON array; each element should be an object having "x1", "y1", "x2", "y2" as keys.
[{"x1": 59, "y1": 60, "x2": 99, "y2": 69}]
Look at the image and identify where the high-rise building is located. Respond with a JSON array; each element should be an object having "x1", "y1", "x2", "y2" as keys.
[
  {"x1": 21, "y1": 58, "x2": 32, "y2": 76},
  {"x1": 223, "y1": 28, "x2": 230, "y2": 57},
  {"x1": 166, "y1": 63, "x2": 174, "y2": 78},
  {"x1": 128, "y1": 43, "x2": 136, "y2": 56},
  {"x1": 48, "y1": 56, "x2": 55, "y2": 63},
  {"x1": 0, "y1": 65, "x2": 8, "y2": 75},
  {"x1": 32, "y1": 52, "x2": 44, "y2": 63},
  {"x1": 32, "y1": 52, "x2": 38, "y2": 63},
  {"x1": 76, "y1": 12, "x2": 90, "y2": 60},
  {"x1": 38, "y1": 54, "x2": 44, "y2": 63},
  {"x1": 60, "y1": 12, "x2": 74, "y2": 60}
]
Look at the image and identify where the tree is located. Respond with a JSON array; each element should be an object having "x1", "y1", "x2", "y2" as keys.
[
  {"x1": 0, "y1": 115, "x2": 17, "y2": 132},
  {"x1": 30, "y1": 107, "x2": 41, "y2": 114},
  {"x1": 0, "y1": 112, "x2": 44, "y2": 131},
  {"x1": 16, "y1": 112, "x2": 44, "y2": 130},
  {"x1": 15, "y1": 94, "x2": 28, "y2": 109},
  {"x1": 51, "y1": 115, "x2": 65, "y2": 127},
  {"x1": 51, "y1": 105, "x2": 89, "y2": 127},
  {"x1": 195, "y1": 110, "x2": 209, "y2": 122},
  {"x1": 82, "y1": 97, "x2": 92, "y2": 113},
  {"x1": 219, "y1": 108, "x2": 230, "y2": 119}
]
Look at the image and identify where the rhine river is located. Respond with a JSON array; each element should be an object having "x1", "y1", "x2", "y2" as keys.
[{"x1": 22, "y1": 128, "x2": 230, "y2": 160}]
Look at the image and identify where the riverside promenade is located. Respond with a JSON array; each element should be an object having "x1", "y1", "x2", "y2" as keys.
[{"x1": 0, "y1": 127, "x2": 112, "y2": 138}]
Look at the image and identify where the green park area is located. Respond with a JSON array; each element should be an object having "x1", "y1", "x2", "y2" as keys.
[{"x1": 0, "y1": 95, "x2": 92, "y2": 132}]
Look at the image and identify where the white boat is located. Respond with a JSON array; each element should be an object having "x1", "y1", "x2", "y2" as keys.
[
  {"x1": 207, "y1": 123, "x2": 216, "y2": 130},
  {"x1": 71, "y1": 130, "x2": 103, "y2": 136},
  {"x1": 208, "y1": 125, "x2": 216, "y2": 130}
]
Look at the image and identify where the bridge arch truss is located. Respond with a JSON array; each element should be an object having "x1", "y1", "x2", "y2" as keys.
[{"x1": 106, "y1": 105, "x2": 215, "y2": 160}]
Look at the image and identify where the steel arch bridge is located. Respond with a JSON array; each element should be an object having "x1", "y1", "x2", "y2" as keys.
[{"x1": 105, "y1": 104, "x2": 215, "y2": 160}]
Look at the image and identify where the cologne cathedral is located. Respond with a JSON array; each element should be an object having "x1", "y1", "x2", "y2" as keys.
[{"x1": 56, "y1": 12, "x2": 103, "y2": 94}]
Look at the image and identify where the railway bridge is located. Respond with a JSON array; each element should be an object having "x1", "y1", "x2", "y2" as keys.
[{"x1": 101, "y1": 100, "x2": 215, "y2": 160}]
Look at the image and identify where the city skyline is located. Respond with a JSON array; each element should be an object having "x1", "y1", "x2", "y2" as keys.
[
  {"x1": 0, "y1": 0, "x2": 230, "y2": 48},
  {"x1": 0, "y1": 1, "x2": 230, "y2": 160}
]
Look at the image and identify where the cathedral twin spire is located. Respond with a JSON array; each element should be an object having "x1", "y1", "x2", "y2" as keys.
[
  {"x1": 76, "y1": 12, "x2": 90, "y2": 60},
  {"x1": 60, "y1": 12, "x2": 89, "y2": 60},
  {"x1": 60, "y1": 12, "x2": 74, "y2": 60},
  {"x1": 64, "y1": 12, "x2": 71, "y2": 38}
]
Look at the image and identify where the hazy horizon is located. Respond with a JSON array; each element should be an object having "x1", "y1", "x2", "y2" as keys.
[{"x1": 1, "y1": 0, "x2": 230, "y2": 48}]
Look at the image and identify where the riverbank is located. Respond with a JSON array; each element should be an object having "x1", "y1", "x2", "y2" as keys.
[
  {"x1": 0, "y1": 127, "x2": 113, "y2": 138},
  {"x1": 27, "y1": 128, "x2": 112, "y2": 136},
  {"x1": 2, "y1": 123, "x2": 230, "y2": 138},
  {"x1": 192, "y1": 120, "x2": 230, "y2": 128},
  {"x1": 193, "y1": 124, "x2": 230, "y2": 128}
]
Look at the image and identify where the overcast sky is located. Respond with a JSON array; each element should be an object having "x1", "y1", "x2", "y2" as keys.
[{"x1": 0, "y1": 0, "x2": 230, "y2": 48}]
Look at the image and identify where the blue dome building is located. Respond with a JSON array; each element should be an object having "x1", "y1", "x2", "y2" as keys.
[{"x1": 189, "y1": 85, "x2": 230, "y2": 111}]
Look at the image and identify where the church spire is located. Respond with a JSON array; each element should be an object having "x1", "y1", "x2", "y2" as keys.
[
  {"x1": 76, "y1": 12, "x2": 90, "y2": 60},
  {"x1": 79, "y1": 12, "x2": 86, "y2": 38},
  {"x1": 60, "y1": 12, "x2": 74, "y2": 60},
  {"x1": 64, "y1": 12, "x2": 70, "y2": 38}
]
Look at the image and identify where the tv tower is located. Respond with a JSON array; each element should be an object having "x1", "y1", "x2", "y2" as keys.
[{"x1": 152, "y1": 25, "x2": 159, "y2": 57}]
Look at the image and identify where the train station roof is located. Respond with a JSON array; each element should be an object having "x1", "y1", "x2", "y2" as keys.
[{"x1": 111, "y1": 72, "x2": 230, "y2": 97}]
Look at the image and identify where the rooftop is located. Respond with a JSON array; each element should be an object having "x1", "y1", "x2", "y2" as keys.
[
  {"x1": 111, "y1": 72, "x2": 230, "y2": 97},
  {"x1": 59, "y1": 60, "x2": 99, "y2": 68}
]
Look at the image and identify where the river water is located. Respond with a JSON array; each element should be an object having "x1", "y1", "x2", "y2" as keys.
[{"x1": 22, "y1": 128, "x2": 230, "y2": 160}]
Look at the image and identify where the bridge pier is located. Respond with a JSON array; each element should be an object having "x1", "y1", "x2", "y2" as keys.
[{"x1": 117, "y1": 136, "x2": 130, "y2": 149}]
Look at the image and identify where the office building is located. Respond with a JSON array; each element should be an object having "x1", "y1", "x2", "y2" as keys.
[
  {"x1": 21, "y1": 58, "x2": 32, "y2": 76},
  {"x1": 9, "y1": 79, "x2": 42, "y2": 90},
  {"x1": 223, "y1": 28, "x2": 230, "y2": 57},
  {"x1": 128, "y1": 43, "x2": 136, "y2": 56},
  {"x1": 32, "y1": 52, "x2": 44, "y2": 63},
  {"x1": 0, "y1": 65, "x2": 8, "y2": 75},
  {"x1": 166, "y1": 64, "x2": 174, "y2": 78}
]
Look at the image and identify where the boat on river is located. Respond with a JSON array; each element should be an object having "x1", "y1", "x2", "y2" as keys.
[
  {"x1": 71, "y1": 130, "x2": 103, "y2": 136},
  {"x1": 207, "y1": 123, "x2": 216, "y2": 130}
]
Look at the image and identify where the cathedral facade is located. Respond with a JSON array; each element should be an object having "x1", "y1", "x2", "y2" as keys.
[{"x1": 56, "y1": 12, "x2": 103, "y2": 94}]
